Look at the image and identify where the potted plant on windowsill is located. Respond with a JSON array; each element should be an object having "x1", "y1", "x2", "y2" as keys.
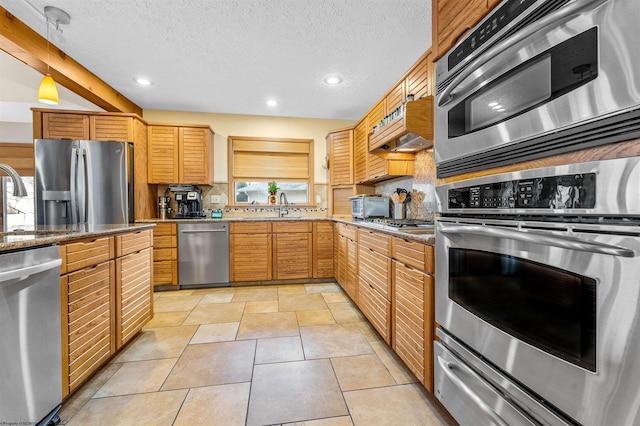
[{"x1": 267, "y1": 181, "x2": 279, "y2": 205}]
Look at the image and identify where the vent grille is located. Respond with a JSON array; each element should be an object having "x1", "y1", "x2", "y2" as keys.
[{"x1": 437, "y1": 108, "x2": 640, "y2": 178}]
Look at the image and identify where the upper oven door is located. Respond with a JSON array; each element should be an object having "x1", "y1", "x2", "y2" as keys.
[
  {"x1": 434, "y1": 0, "x2": 640, "y2": 172},
  {"x1": 436, "y1": 218, "x2": 640, "y2": 426}
]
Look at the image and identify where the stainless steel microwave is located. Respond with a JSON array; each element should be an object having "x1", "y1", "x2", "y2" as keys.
[
  {"x1": 349, "y1": 196, "x2": 389, "y2": 219},
  {"x1": 434, "y1": 0, "x2": 640, "y2": 177}
]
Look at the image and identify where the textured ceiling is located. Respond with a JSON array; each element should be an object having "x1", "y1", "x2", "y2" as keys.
[{"x1": 1, "y1": 0, "x2": 432, "y2": 120}]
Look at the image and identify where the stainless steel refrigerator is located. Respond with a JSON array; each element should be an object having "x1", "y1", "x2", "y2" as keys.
[{"x1": 34, "y1": 139, "x2": 134, "y2": 225}]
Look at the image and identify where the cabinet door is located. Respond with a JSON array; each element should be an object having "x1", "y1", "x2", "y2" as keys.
[
  {"x1": 436, "y1": 0, "x2": 487, "y2": 57},
  {"x1": 116, "y1": 247, "x2": 152, "y2": 348},
  {"x1": 346, "y1": 238, "x2": 359, "y2": 302},
  {"x1": 148, "y1": 125, "x2": 179, "y2": 183},
  {"x1": 91, "y1": 116, "x2": 134, "y2": 142},
  {"x1": 386, "y1": 81, "x2": 405, "y2": 114},
  {"x1": 313, "y1": 221, "x2": 334, "y2": 278},
  {"x1": 329, "y1": 129, "x2": 353, "y2": 186},
  {"x1": 406, "y1": 56, "x2": 431, "y2": 99},
  {"x1": 230, "y1": 233, "x2": 272, "y2": 281},
  {"x1": 42, "y1": 113, "x2": 90, "y2": 139},
  {"x1": 354, "y1": 119, "x2": 369, "y2": 184},
  {"x1": 366, "y1": 103, "x2": 387, "y2": 181},
  {"x1": 273, "y1": 232, "x2": 313, "y2": 280},
  {"x1": 393, "y1": 260, "x2": 435, "y2": 391},
  {"x1": 64, "y1": 260, "x2": 114, "y2": 394},
  {"x1": 358, "y1": 275, "x2": 391, "y2": 344},
  {"x1": 357, "y1": 246, "x2": 391, "y2": 299},
  {"x1": 179, "y1": 126, "x2": 211, "y2": 184}
]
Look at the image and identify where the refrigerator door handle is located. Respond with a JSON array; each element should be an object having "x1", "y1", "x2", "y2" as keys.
[
  {"x1": 69, "y1": 147, "x2": 79, "y2": 224},
  {"x1": 79, "y1": 148, "x2": 89, "y2": 224}
]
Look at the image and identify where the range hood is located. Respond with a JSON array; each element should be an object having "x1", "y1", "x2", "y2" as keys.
[{"x1": 369, "y1": 96, "x2": 434, "y2": 156}]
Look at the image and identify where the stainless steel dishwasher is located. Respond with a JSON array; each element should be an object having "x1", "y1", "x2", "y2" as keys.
[
  {"x1": 0, "y1": 245, "x2": 62, "y2": 425},
  {"x1": 178, "y1": 222, "x2": 230, "y2": 288}
]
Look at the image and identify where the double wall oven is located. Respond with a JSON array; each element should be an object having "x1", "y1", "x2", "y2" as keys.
[{"x1": 434, "y1": 158, "x2": 640, "y2": 425}]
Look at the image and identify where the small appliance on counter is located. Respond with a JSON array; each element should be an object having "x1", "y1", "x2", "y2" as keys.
[
  {"x1": 167, "y1": 185, "x2": 206, "y2": 219},
  {"x1": 349, "y1": 195, "x2": 390, "y2": 219}
]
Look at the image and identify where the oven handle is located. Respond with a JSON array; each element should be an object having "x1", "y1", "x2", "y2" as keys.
[
  {"x1": 437, "y1": 0, "x2": 608, "y2": 107},
  {"x1": 440, "y1": 225, "x2": 635, "y2": 257},
  {"x1": 437, "y1": 356, "x2": 510, "y2": 426}
]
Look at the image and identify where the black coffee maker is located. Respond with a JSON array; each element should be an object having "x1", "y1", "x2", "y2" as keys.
[{"x1": 169, "y1": 185, "x2": 205, "y2": 218}]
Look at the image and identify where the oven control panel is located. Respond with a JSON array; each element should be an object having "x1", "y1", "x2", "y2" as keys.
[{"x1": 448, "y1": 173, "x2": 596, "y2": 210}]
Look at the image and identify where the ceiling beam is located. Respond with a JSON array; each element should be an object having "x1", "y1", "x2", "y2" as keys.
[{"x1": 0, "y1": 7, "x2": 142, "y2": 115}]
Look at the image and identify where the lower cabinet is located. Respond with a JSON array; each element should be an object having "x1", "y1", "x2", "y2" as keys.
[
  {"x1": 273, "y1": 221, "x2": 313, "y2": 280},
  {"x1": 152, "y1": 223, "x2": 178, "y2": 288},
  {"x1": 230, "y1": 222, "x2": 273, "y2": 281},
  {"x1": 59, "y1": 229, "x2": 152, "y2": 398},
  {"x1": 313, "y1": 221, "x2": 334, "y2": 278}
]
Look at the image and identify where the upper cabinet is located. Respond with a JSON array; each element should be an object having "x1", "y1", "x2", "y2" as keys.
[
  {"x1": 328, "y1": 128, "x2": 353, "y2": 186},
  {"x1": 147, "y1": 123, "x2": 214, "y2": 185},
  {"x1": 433, "y1": 0, "x2": 500, "y2": 60}
]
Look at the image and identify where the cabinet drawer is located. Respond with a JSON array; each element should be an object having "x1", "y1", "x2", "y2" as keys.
[
  {"x1": 153, "y1": 248, "x2": 177, "y2": 262},
  {"x1": 392, "y1": 238, "x2": 434, "y2": 274},
  {"x1": 359, "y1": 229, "x2": 390, "y2": 256},
  {"x1": 357, "y1": 246, "x2": 391, "y2": 299},
  {"x1": 154, "y1": 223, "x2": 176, "y2": 236},
  {"x1": 337, "y1": 223, "x2": 358, "y2": 240},
  {"x1": 64, "y1": 236, "x2": 114, "y2": 273},
  {"x1": 314, "y1": 220, "x2": 333, "y2": 234},
  {"x1": 230, "y1": 221, "x2": 271, "y2": 234},
  {"x1": 272, "y1": 221, "x2": 312, "y2": 233},
  {"x1": 153, "y1": 235, "x2": 177, "y2": 249},
  {"x1": 116, "y1": 229, "x2": 151, "y2": 257},
  {"x1": 154, "y1": 260, "x2": 178, "y2": 286}
]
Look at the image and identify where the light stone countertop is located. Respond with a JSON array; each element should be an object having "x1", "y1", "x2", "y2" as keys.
[{"x1": 0, "y1": 223, "x2": 155, "y2": 252}]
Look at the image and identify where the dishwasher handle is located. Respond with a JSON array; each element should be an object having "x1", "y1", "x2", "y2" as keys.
[
  {"x1": 0, "y1": 258, "x2": 62, "y2": 283},
  {"x1": 180, "y1": 229, "x2": 227, "y2": 234}
]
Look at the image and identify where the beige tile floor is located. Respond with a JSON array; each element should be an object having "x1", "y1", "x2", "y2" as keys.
[{"x1": 59, "y1": 283, "x2": 454, "y2": 426}]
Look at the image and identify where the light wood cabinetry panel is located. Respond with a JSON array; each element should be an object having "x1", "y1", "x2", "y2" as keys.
[
  {"x1": 61, "y1": 260, "x2": 114, "y2": 396},
  {"x1": 63, "y1": 236, "x2": 114, "y2": 273},
  {"x1": 41, "y1": 112, "x2": 90, "y2": 140},
  {"x1": 153, "y1": 223, "x2": 178, "y2": 288},
  {"x1": 434, "y1": 0, "x2": 487, "y2": 59},
  {"x1": 179, "y1": 126, "x2": 212, "y2": 184},
  {"x1": 148, "y1": 125, "x2": 179, "y2": 183},
  {"x1": 386, "y1": 82, "x2": 406, "y2": 115},
  {"x1": 346, "y1": 238, "x2": 359, "y2": 302},
  {"x1": 391, "y1": 237, "x2": 435, "y2": 273},
  {"x1": 273, "y1": 232, "x2": 313, "y2": 280},
  {"x1": 115, "y1": 229, "x2": 152, "y2": 257},
  {"x1": 359, "y1": 228, "x2": 390, "y2": 257},
  {"x1": 487, "y1": 0, "x2": 501, "y2": 11},
  {"x1": 313, "y1": 221, "x2": 334, "y2": 279},
  {"x1": 366, "y1": 106, "x2": 387, "y2": 182},
  {"x1": 358, "y1": 245, "x2": 391, "y2": 300},
  {"x1": 90, "y1": 115, "x2": 134, "y2": 142},
  {"x1": 406, "y1": 56, "x2": 431, "y2": 99},
  {"x1": 230, "y1": 221, "x2": 273, "y2": 282},
  {"x1": 273, "y1": 221, "x2": 312, "y2": 233},
  {"x1": 358, "y1": 275, "x2": 391, "y2": 344},
  {"x1": 328, "y1": 128, "x2": 353, "y2": 186},
  {"x1": 354, "y1": 119, "x2": 369, "y2": 184},
  {"x1": 330, "y1": 185, "x2": 375, "y2": 218},
  {"x1": 393, "y1": 259, "x2": 434, "y2": 391},
  {"x1": 115, "y1": 247, "x2": 152, "y2": 349}
]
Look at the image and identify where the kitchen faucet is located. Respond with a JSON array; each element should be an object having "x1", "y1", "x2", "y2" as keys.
[
  {"x1": 0, "y1": 164, "x2": 27, "y2": 196},
  {"x1": 279, "y1": 192, "x2": 289, "y2": 217}
]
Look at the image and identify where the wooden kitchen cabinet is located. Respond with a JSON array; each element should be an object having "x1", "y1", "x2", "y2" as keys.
[
  {"x1": 391, "y1": 237, "x2": 435, "y2": 391},
  {"x1": 114, "y1": 230, "x2": 153, "y2": 350},
  {"x1": 354, "y1": 118, "x2": 369, "y2": 184},
  {"x1": 328, "y1": 128, "x2": 354, "y2": 186},
  {"x1": 273, "y1": 221, "x2": 313, "y2": 280},
  {"x1": 405, "y1": 56, "x2": 431, "y2": 99},
  {"x1": 153, "y1": 223, "x2": 178, "y2": 288},
  {"x1": 335, "y1": 223, "x2": 359, "y2": 302},
  {"x1": 230, "y1": 222, "x2": 273, "y2": 282},
  {"x1": 147, "y1": 123, "x2": 214, "y2": 185},
  {"x1": 313, "y1": 221, "x2": 334, "y2": 279},
  {"x1": 386, "y1": 81, "x2": 406, "y2": 115},
  {"x1": 434, "y1": 0, "x2": 489, "y2": 59}
]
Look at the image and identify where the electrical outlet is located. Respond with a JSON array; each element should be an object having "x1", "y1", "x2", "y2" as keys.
[
  {"x1": 316, "y1": 195, "x2": 322, "y2": 203},
  {"x1": 210, "y1": 195, "x2": 221, "y2": 204}
]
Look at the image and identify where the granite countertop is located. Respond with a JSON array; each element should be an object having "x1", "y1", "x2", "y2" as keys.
[
  {"x1": 333, "y1": 218, "x2": 435, "y2": 244},
  {"x1": 136, "y1": 217, "x2": 328, "y2": 223},
  {"x1": 0, "y1": 223, "x2": 155, "y2": 252}
]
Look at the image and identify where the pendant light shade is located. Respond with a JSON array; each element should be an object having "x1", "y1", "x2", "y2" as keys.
[{"x1": 38, "y1": 73, "x2": 59, "y2": 105}]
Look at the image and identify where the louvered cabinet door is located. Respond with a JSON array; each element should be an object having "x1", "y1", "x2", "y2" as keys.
[
  {"x1": 329, "y1": 129, "x2": 353, "y2": 185},
  {"x1": 41, "y1": 112, "x2": 90, "y2": 139},
  {"x1": 91, "y1": 116, "x2": 134, "y2": 142},
  {"x1": 179, "y1": 126, "x2": 211, "y2": 184},
  {"x1": 148, "y1": 125, "x2": 179, "y2": 183},
  {"x1": 354, "y1": 119, "x2": 369, "y2": 184}
]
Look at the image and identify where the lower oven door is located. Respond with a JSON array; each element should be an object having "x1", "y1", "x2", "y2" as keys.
[{"x1": 436, "y1": 218, "x2": 640, "y2": 426}]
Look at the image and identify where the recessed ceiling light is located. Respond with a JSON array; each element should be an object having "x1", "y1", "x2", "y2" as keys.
[
  {"x1": 134, "y1": 77, "x2": 152, "y2": 86},
  {"x1": 266, "y1": 99, "x2": 277, "y2": 107},
  {"x1": 324, "y1": 75, "x2": 343, "y2": 85}
]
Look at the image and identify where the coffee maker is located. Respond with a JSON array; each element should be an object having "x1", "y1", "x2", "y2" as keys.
[{"x1": 168, "y1": 185, "x2": 205, "y2": 219}]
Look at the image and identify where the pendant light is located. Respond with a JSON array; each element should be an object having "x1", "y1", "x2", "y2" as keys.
[{"x1": 38, "y1": 6, "x2": 70, "y2": 105}]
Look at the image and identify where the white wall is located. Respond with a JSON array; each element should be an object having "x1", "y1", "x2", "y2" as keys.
[{"x1": 143, "y1": 110, "x2": 355, "y2": 184}]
